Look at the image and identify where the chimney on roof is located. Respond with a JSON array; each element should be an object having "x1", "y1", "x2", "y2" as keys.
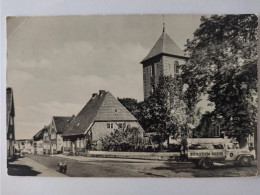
[
  {"x1": 99, "y1": 90, "x2": 105, "y2": 96},
  {"x1": 92, "y1": 93, "x2": 98, "y2": 98}
]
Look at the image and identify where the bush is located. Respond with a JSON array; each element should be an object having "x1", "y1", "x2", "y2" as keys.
[{"x1": 100, "y1": 127, "x2": 143, "y2": 151}]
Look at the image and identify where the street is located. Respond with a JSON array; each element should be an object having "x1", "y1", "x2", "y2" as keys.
[
  {"x1": 8, "y1": 154, "x2": 258, "y2": 177},
  {"x1": 7, "y1": 156, "x2": 68, "y2": 177}
]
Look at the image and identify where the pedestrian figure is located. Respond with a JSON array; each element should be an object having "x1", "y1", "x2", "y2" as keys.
[{"x1": 58, "y1": 161, "x2": 67, "y2": 173}]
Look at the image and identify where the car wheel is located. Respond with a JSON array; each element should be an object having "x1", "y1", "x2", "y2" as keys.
[
  {"x1": 199, "y1": 158, "x2": 213, "y2": 169},
  {"x1": 240, "y1": 156, "x2": 252, "y2": 167}
]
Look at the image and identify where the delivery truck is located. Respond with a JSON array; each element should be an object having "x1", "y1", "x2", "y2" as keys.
[{"x1": 186, "y1": 138, "x2": 255, "y2": 169}]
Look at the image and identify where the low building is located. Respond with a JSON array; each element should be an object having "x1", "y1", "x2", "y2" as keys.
[
  {"x1": 6, "y1": 88, "x2": 15, "y2": 159},
  {"x1": 15, "y1": 139, "x2": 34, "y2": 154},
  {"x1": 62, "y1": 90, "x2": 144, "y2": 153},
  {"x1": 33, "y1": 127, "x2": 48, "y2": 155},
  {"x1": 48, "y1": 116, "x2": 74, "y2": 154}
]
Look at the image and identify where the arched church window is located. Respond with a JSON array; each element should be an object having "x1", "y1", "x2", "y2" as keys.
[{"x1": 214, "y1": 124, "x2": 220, "y2": 137}]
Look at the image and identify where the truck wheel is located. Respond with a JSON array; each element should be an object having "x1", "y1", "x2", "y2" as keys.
[
  {"x1": 240, "y1": 156, "x2": 252, "y2": 167},
  {"x1": 199, "y1": 158, "x2": 213, "y2": 169}
]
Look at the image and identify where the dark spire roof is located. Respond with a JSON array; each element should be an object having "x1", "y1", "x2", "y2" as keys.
[
  {"x1": 141, "y1": 31, "x2": 187, "y2": 63},
  {"x1": 62, "y1": 90, "x2": 137, "y2": 136}
]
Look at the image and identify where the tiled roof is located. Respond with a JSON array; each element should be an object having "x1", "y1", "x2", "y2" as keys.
[
  {"x1": 63, "y1": 91, "x2": 137, "y2": 136},
  {"x1": 6, "y1": 88, "x2": 15, "y2": 130},
  {"x1": 53, "y1": 116, "x2": 74, "y2": 134},
  {"x1": 141, "y1": 32, "x2": 187, "y2": 63}
]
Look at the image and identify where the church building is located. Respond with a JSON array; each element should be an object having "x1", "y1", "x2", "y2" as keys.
[{"x1": 141, "y1": 26, "x2": 189, "y2": 99}]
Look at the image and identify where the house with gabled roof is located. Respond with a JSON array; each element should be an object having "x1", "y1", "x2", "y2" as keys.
[
  {"x1": 48, "y1": 116, "x2": 74, "y2": 154},
  {"x1": 6, "y1": 88, "x2": 15, "y2": 159},
  {"x1": 33, "y1": 126, "x2": 48, "y2": 155},
  {"x1": 62, "y1": 90, "x2": 144, "y2": 153}
]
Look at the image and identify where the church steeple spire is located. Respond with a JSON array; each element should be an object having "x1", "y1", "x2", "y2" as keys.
[
  {"x1": 163, "y1": 14, "x2": 165, "y2": 33},
  {"x1": 141, "y1": 16, "x2": 189, "y2": 99}
]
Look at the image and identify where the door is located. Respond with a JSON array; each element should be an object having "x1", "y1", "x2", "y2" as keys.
[{"x1": 225, "y1": 143, "x2": 238, "y2": 161}]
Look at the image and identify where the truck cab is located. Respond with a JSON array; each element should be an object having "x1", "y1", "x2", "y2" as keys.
[{"x1": 186, "y1": 138, "x2": 255, "y2": 169}]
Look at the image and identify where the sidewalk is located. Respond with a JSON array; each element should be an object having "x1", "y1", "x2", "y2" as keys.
[
  {"x1": 52, "y1": 154, "x2": 157, "y2": 163},
  {"x1": 51, "y1": 153, "x2": 191, "y2": 164},
  {"x1": 8, "y1": 157, "x2": 68, "y2": 177},
  {"x1": 62, "y1": 151, "x2": 180, "y2": 161}
]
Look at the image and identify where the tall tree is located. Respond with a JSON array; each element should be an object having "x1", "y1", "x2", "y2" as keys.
[
  {"x1": 138, "y1": 76, "x2": 190, "y2": 145},
  {"x1": 118, "y1": 98, "x2": 139, "y2": 118},
  {"x1": 183, "y1": 15, "x2": 258, "y2": 142}
]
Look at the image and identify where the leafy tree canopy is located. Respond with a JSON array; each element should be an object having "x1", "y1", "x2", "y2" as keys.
[
  {"x1": 183, "y1": 14, "x2": 258, "y2": 141},
  {"x1": 138, "y1": 76, "x2": 190, "y2": 142}
]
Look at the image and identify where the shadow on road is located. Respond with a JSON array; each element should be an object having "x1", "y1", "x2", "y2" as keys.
[
  {"x1": 153, "y1": 161, "x2": 257, "y2": 177},
  {"x1": 153, "y1": 162, "x2": 196, "y2": 173},
  {"x1": 7, "y1": 164, "x2": 41, "y2": 176}
]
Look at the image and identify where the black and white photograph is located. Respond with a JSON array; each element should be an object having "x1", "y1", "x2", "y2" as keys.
[{"x1": 6, "y1": 14, "x2": 258, "y2": 178}]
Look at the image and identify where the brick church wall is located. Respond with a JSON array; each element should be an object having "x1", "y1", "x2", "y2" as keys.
[{"x1": 142, "y1": 56, "x2": 186, "y2": 99}]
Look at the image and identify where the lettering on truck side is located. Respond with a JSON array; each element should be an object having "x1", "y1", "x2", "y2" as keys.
[
  {"x1": 188, "y1": 151, "x2": 224, "y2": 158},
  {"x1": 190, "y1": 152, "x2": 210, "y2": 157}
]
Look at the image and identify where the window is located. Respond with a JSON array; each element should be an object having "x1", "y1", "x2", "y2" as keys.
[
  {"x1": 10, "y1": 117, "x2": 13, "y2": 126},
  {"x1": 80, "y1": 139, "x2": 85, "y2": 148},
  {"x1": 107, "y1": 123, "x2": 113, "y2": 129},
  {"x1": 227, "y1": 143, "x2": 235, "y2": 149},
  {"x1": 213, "y1": 144, "x2": 224, "y2": 149},
  {"x1": 214, "y1": 124, "x2": 220, "y2": 137},
  {"x1": 248, "y1": 135, "x2": 252, "y2": 142},
  {"x1": 118, "y1": 123, "x2": 123, "y2": 129},
  {"x1": 76, "y1": 139, "x2": 80, "y2": 147},
  {"x1": 51, "y1": 133, "x2": 56, "y2": 140},
  {"x1": 157, "y1": 64, "x2": 161, "y2": 74},
  {"x1": 150, "y1": 65, "x2": 154, "y2": 77},
  {"x1": 174, "y1": 61, "x2": 179, "y2": 74},
  {"x1": 79, "y1": 139, "x2": 82, "y2": 148}
]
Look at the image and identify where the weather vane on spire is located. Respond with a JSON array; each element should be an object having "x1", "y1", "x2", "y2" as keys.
[{"x1": 163, "y1": 14, "x2": 165, "y2": 33}]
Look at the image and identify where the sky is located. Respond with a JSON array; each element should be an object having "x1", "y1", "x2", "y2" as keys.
[{"x1": 7, "y1": 15, "x2": 204, "y2": 139}]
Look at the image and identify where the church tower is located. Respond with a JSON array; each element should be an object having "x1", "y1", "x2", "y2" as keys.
[{"x1": 141, "y1": 25, "x2": 189, "y2": 99}]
